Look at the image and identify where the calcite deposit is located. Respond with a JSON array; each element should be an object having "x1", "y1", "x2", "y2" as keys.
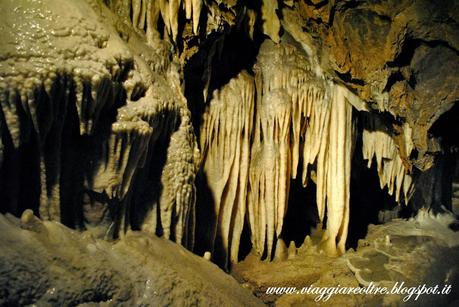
[
  {"x1": 0, "y1": 0, "x2": 457, "y2": 305},
  {"x1": 0, "y1": 210, "x2": 263, "y2": 306},
  {"x1": 0, "y1": 0, "x2": 199, "y2": 245}
]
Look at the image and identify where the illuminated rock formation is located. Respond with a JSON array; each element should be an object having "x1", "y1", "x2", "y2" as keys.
[
  {"x1": 0, "y1": 1, "x2": 457, "y2": 305},
  {"x1": 250, "y1": 41, "x2": 358, "y2": 259},
  {"x1": 362, "y1": 116, "x2": 414, "y2": 204},
  {"x1": 0, "y1": 0, "x2": 199, "y2": 245},
  {"x1": 200, "y1": 71, "x2": 255, "y2": 265},
  {"x1": 199, "y1": 40, "x2": 361, "y2": 262}
]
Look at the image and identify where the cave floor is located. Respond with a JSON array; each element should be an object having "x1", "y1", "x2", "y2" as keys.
[
  {"x1": 232, "y1": 227, "x2": 369, "y2": 306},
  {"x1": 232, "y1": 211, "x2": 459, "y2": 306}
]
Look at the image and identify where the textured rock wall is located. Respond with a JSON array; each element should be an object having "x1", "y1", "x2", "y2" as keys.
[
  {"x1": 0, "y1": 0, "x2": 457, "y2": 274},
  {"x1": 0, "y1": 0, "x2": 199, "y2": 247},
  {"x1": 282, "y1": 0, "x2": 459, "y2": 171}
]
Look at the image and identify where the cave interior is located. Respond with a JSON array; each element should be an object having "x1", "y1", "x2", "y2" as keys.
[{"x1": 0, "y1": 0, "x2": 458, "y2": 306}]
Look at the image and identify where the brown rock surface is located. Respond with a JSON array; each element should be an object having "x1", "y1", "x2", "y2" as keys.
[{"x1": 282, "y1": 0, "x2": 459, "y2": 170}]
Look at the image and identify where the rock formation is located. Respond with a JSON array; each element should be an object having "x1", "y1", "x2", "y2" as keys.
[
  {"x1": 0, "y1": 0, "x2": 199, "y2": 247},
  {"x1": 0, "y1": 210, "x2": 262, "y2": 306},
  {"x1": 0, "y1": 0, "x2": 458, "y2": 305}
]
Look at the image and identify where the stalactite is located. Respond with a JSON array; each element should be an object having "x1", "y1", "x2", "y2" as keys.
[
  {"x1": 120, "y1": 0, "x2": 203, "y2": 43},
  {"x1": 249, "y1": 88, "x2": 292, "y2": 258},
  {"x1": 146, "y1": 0, "x2": 161, "y2": 44},
  {"x1": 158, "y1": 109, "x2": 198, "y2": 249},
  {"x1": 191, "y1": 0, "x2": 202, "y2": 35},
  {"x1": 132, "y1": 0, "x2": 143, "y2": 30},
  {"x1": 185, "y1": 0, "x2": 192, "y2": 20},
  {"x1": 0, "y1": 72, "x2": 199, "y2": 240},
  {"x1": 246, "y1": 9, "x2": 257, "y2": 40},
  {"x1": 89, "y1": 72, "x2": 199, "y2": 243},
  {"x1": 197, "y1": 40, "x2": 355, "y2": 260},
  {"x1": 261, "y1": 0, "x2": 281, "y2": 43},
  {"x1": 0, "y1": 71, "x2": 122, "y2": 221},
  {"x1": 197, "y1": 37, "x2": 416, "y2": 263},
  {"x1": 91, "y1": 118, "x2": 152, "y2": 201},
  {"x1": 362, "y1": 115, "x2": 414, "y2": 203},
  {"x1": 197, "y1": 39, "x2": 356, "y2": 261},
  {"x1": 200, "y1": 71, "x2": 255, "y2": 265},
  {"x1": 0, "y1": 0, "x2": 199, "y2": 246},
  {"x1": 169, "y1": 0, "x2": 180, "y2": 42},
  {"x1": 249, "y1": 41, "x2": 313, "y2": 258},
  {"x1": 236, "y1": 41, "x2": 357, "y2": 259},
  {"x1": 317, "y1": 84, "x2": 353, "y2": 256}
]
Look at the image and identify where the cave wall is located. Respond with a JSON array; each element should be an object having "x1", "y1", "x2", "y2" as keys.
[
  {"x1": 282, "y1": 0, "x2": 459, "y2": 171},
  {"x1": 0, "y1": 0, "x2": 457, "y2": 269},
  {"x1": 0, "y1": 0, "x2": 200, "y2": 248}
]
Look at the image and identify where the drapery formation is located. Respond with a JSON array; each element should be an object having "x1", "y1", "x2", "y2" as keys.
[
  {"x1": 201, "y1": 40, "x2": 414, "y2": 264},
  {"x1": 0, "y1": 0, "x2": 423, "y2": 267},
  {"x1": 362, "y1": 116, "x2": 414, "y2": 203},
  {"x1": 200, "y1": 72, "x2": 255, "y2": 265},
  {"x1": 0, "y1": 0, "x2": 199, "y2": 248}
]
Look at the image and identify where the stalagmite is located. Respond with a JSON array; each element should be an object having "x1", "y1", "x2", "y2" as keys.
[
  {"x1": 200, "y1": 71, "x2": 255, "y2": 265},
  {"x1": 287, "y1": 241, "x2": 297, "y2": 259},
  {"x1": 274, "y1": 238, "x2": 288, "y2": 261}
]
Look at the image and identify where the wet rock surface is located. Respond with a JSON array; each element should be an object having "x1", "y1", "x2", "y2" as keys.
[
  {"x1": 0, "y1": 1, "x2": 458, "y2": 306},
  {"x1": 281, "y1": 0, "x2": 459, "y2": 170},
  {"x1": 0, "y1": 211, "x2": 263, "y2": 306}
]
